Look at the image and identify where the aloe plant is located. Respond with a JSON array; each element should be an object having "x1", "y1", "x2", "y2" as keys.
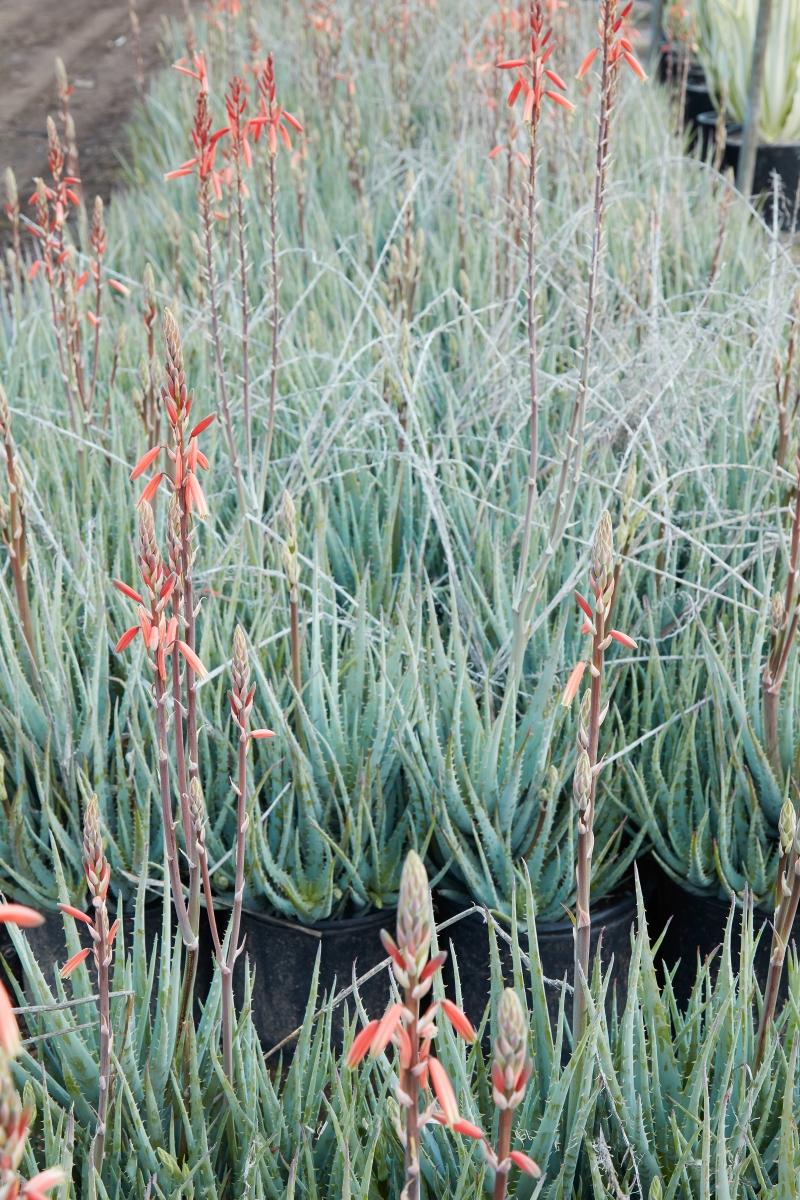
[{"x1": 694, "y1": 0, "x2": 800, "y2": 142}]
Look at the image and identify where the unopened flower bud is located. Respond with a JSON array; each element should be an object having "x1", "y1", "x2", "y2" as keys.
[
  {"x1": 0, "y1": 382, "x2": 9, "y2": 441},
  {"x1": 83, "y1": 793, "x2": 108, "y2": 901},
  {"x1": 578, "y1": 688, "x2": 591, "y2": 750},
  {"x1": 779, "y1": 799, "x2": 796, "y2": 858},
  {"x1": 91, "y1": 196, "x2": 106, "y2": 258},
  {"x1": 46, "y1": 116, "x2": 64, "y2": 180},
  {"x1": 592, "y1": 510, "x2": 614, "y2": 595},
  {"x1": 396, "y1": 850, "x2": 431, "y2": 980},
  {"x1": 189, "y1": 777, "x2": 206, "y2": 842},
  {"x1": 4, "y1": 168, "x2": 17, "y2": 212},
  {"x1": 770, "y1": 592, "x2": 785, "y2": 636},
  {"x1": 230, "y1": 624, "x2": 252, "y2": 725},
  {"x1": 649, "y1": 1179, "x2": 662, "y2": 1200},
  {"x1": 143, "y1": 263, "x2": 156, "y2": 325},
  {"x1": 573, "y1": 749, "x2": 591, "y2": 812},
  {"x1": 138, "y1": 500, "x2": 163, "y2": 598},
  {"x1": 282, "y1": 490, "x2": 300, "y2": 597}
]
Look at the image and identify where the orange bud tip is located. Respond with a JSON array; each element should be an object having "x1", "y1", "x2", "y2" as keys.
[
  {"x1": 109, "y1": 280, "x2": 130, "y2": 296},
  {"x1": 496, "y1": 59, "x2": 526, "y2": 69},
  {"x1": 610, "y1": 629, "x2": 637, "y2": 649},
  {"x1": 178, "y1": 640, "x2": 208, "y2": 679},
  {"x1": 250, "y1": 729, "x2": 275, "y2": 739},
  {"x1": 130, "y1": 444, "x2": 162, "y2": 480},
  {"x1": 28, "y1": 260, "x2": 41, "y2": 281},
  {"x1": 0, "y1": 982, "x2": 19, "y2": 1056},
  {"x1": 60, "y1": 947, "x2": 91, "y2": 978},
  {"x1": 0, "y1": 904, "x2": 44, "y2": 928},
  {"x1": 58, "y1": 904, "x2": 93, "y2": 926},
  {"x1": 76, "y1": 270, "x2": 89, "y2": 290},
  {"x1": 577, "y1": 47, "x2": 598, "y2": 79},
  {"x1": 370, "y1": 1003, "x2": 404, "y2": 1058},
  {"x1": 489, "y1": 146, "x2": 504, "y2": 159},
  {"x1": 441, "y1": 998, "x2": 477, "y2": 1042},
  {"x1": 115, "y1": 626, "x2": 140, "y2": 653},
  {"x1": 189, "y1": 413, "x2": 216, "y2": 439},
  {"x1": 509, "y1": 1151, "x2": 541, "y2": 1177},
  {"x1": 346, "y1": 1020, "x2": 379, "y2": 1069}
]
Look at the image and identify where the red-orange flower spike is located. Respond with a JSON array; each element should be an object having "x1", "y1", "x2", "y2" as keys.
[{"x1": 429, "y1": 1057, "x2": 459, "y2": 1126}]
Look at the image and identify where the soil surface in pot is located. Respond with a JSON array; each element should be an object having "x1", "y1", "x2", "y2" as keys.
[
  {"x1": 194, "y1": 904, "x2": 397, "y2": 1057},
  {"x1": 434, "y1": 890, "x2": 637, "y2": 1040}
]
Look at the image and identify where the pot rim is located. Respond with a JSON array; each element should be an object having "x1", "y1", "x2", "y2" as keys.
[{"x1": 214, "y1": 902, "x2": 398, "y2": 938}]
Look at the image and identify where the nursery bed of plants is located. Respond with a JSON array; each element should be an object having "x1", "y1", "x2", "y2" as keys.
[{"x1": 1, "y1": 0, "x2": 800, "y2": 1195}]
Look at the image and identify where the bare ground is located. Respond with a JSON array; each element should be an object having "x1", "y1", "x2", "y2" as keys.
[{"x1": 0, "y1": 0, "x2": 185, "y2": 241}]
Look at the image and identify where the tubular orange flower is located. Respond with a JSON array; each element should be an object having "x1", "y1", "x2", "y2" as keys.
[
  {"x1": 130, "y1": 443, "x2": 162, "y2": 480},
  {"x1": 609, "y1": 629, "x2": 637, "y2": 649},
  {"x1": 453, "y1": 1118, "x2": 485, "y2": 1139},
  {"x1": 509, "y1": 1150, "x2": 541, "y2": 1176},
  {"x1": 346, "y1": 1019, "x2": 380, "y2": 1068},
  {"x1": 0, "y1": 904, "x2": 44, "y2": 927},
  {"x1": 115, "y1": 626, "x2": 140, "y2": 653},
  {"x1": 577, "y1": 47, "x2": 598, "y2": 79},
  {"x1": 370, "y1": 1002, "x2": 404, "y2": 1057},
  {"x1": 108, "y1": 279, "x2": 129, "y2": 296},
  {"x1": 57, "y1": 903, "x2": 93, "y2": 925},
  {"x1": 428, "y1": 1057, "x2": 459, "y2": 1126},
  {"x1": 189, "y1": 412, "x2": 216, "y2": 438},
  {"x1": 59, "y1": 946, "x2": 90, "y2": 978},
  {"x1": 136, "y1": 471, "x2": 164, "y2": 507},
  {"x1": 441, "y1": 998, "x2": 477, "y2": 1042},
  {"x1": 622, "y1": 49, "x2": 646, "y2": 80},
  {"x1": 178, "y1": 640, "x2": 208, "y2": 679},
  {"x1": 574, "y1": 591, "x2": 593, "y2": 619},
  {"x1": 22, "y1": 1168, "x2": 66, "y2": 1200},
  {"x1": 250, "y1": 728, "x2": 275, "y2": 739},
  {"x1": 561, "y1": 660, "x2": 587, "y2": 706}
]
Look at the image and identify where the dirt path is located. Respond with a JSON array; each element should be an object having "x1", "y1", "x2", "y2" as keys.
[{"x1": 0, "y1": 0, "x2": 185, "y2": 239}]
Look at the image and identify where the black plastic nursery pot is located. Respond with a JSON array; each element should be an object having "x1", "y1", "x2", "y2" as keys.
[
  {"x1": 0, "y1": 900, "x2": 163, "y2": 995},
  {"x1": 695, "y1": 113, "x2": 800, "y2": 230},
  {"x1": 683, "y1": 84, "x2": 712, "y2": 140},
  {"x1": 194, "y1": 904, "x2": 397, "y2": 1057},
  {"x1": 648, "y1": 867, "x2": 800, "y2": 1008},
  {"x1": 434, "y1": 890, "x2": 637, "y2": 1037}
]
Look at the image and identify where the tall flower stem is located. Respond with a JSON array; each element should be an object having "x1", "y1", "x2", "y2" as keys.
[
  {"x1": 512, "y1": 113, "x2": 539, "y2": 632},
  {"x1": 509, "y1": 1, "x2": 643, "y2": 682},
  {"x1": 755, "y1": 804, "x2": 800, "y2": 1070},
  {"x1": 0, "y1": 387, "x2": 37, "y2": 666},
  {"x1": 262, "y1": 151, "x2": 280, "y2": 507},
  {"x1": 199, "y1": 185, "x2": 250, "y2": 534},
  {"x1": 762, "y1": 451, "x2": 800, "y2": 778},
  {"x1": 563, "y1": 511, "x2": 637, "y2": 1043}
]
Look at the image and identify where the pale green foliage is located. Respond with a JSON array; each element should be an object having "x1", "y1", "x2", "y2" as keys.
[{"x1": 693, "y1": 0, "x2": 800, "y2": 140}]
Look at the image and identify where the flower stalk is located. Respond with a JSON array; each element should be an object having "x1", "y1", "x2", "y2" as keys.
[
  {"x1": 754, "y1": 800, "x2": 800, "y2": 1070},
  {"x1": 762, "y1": 451, "x2": 800, "y2": 779},
  {"x1": 0, "y1": 385, "x2": 37, "y2": 665},
  {"x1": 509, "y1": 1, "x2": 644, "y2": 683},
  {"x1": 562, "y1": 511, "x2": 636, "y2": 1043},
  {"x1": 346, "y1": 851, "x2": 476, "y2": 1200}
]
